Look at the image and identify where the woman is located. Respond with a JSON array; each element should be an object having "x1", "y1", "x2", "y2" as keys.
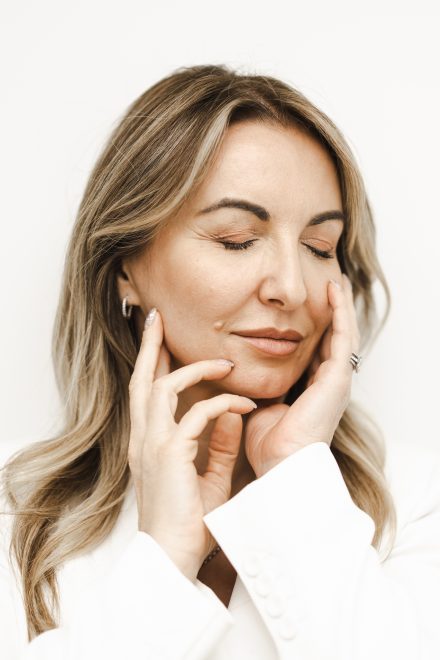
[{"x1": 1, "y1": 64, "x2": 439, "y2": 659}]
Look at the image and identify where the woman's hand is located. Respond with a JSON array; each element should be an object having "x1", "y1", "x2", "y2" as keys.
[
  {"x1": 243, "y1": 274, "x2": 360, "y2": 477},
  {"x1": 127, "y1": 308, "x2": 256, "y2": 583}
]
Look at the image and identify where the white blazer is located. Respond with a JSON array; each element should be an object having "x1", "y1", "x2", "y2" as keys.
[{"x1": 1, "y1": 438, "x2": 439, "y2": 659}]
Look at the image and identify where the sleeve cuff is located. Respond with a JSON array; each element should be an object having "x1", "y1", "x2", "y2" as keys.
[
  {"x1": 53, "y1": 530, "x2": 234, "y2": 659},
  {"x1": 202, "y1": 442, "x2": 376, "y2": 654}
]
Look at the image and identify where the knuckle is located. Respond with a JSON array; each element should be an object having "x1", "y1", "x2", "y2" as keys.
[
  {"x1": 151, "y1": 378, "x2": 168, "y2": 394},
  {"x1": 191, "y1": 399, "x2": 205, "y2": 412},
  {"x1": 156, "y1": 439, "x2": 172, "y2": 457},
  {"x1": 215, "y1": 392, "x2": 231, "y2": 403},
  {"x1": 220, "y1": 392, "x2": 234, "y2": 407}
]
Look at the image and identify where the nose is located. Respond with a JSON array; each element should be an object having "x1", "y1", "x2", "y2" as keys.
[{"x1": 257, "y1": 241, "x2": 308, "y2": 310}]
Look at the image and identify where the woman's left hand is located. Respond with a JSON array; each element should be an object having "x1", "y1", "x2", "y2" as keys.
[{"x1": 243, "y1": 274, "x2": 361, "y2": 478}]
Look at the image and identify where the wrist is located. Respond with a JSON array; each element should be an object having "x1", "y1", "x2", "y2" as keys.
[{"x1": 146, "y1": 529, "x2": 199, "y2": 582}]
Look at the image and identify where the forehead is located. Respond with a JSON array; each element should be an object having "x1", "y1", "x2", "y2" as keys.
[{"x1": 191, "y1": 120, "x2": 342, "y2": 215}]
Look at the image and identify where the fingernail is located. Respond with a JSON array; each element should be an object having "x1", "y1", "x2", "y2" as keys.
[
  {"x1": 145, "y1": 307, "x2": 157, "y2": 327},
  {"x1": 330, "y1": 279, "x2": 341, "y2": 290},
  {"x1": 215, "y1": 359, "x2": 235, "y2": 367}
]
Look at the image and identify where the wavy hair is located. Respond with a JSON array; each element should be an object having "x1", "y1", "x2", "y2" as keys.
[{"x1": 0, "y1": 63, "x2": 396, "y2": 641}]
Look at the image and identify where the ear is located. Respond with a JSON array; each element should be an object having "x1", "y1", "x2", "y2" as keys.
[{"x1": 115, "y1": 259, "x2": 143, "y2": 308}]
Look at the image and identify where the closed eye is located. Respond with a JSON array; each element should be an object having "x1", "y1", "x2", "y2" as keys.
[{"x1": 218, "y1": 239, "x2": 334, "y2": 260}]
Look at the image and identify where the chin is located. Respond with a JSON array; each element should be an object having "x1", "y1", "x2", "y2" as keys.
[
  {"x1": 235, "y1": 366, "x2": 302, "y2": 397},
  {"x1": 233, "y1": 368, "x2": 307, "y2": 405},
  {"x1": 232, "y1": 381, "x2": 292, "y2": 402}
]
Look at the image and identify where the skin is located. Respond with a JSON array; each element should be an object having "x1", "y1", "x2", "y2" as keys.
[{"x1": 117, "y1": 119, "x2": 346, "y2": 495}]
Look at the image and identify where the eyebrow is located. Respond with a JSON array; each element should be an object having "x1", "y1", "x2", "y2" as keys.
[{"x1": 196, "y1": 197, "x2": 346, "y2": 226}]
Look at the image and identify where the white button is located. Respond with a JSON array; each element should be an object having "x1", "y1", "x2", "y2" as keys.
[
  {"x1": 242, "y1": 552, "x2": 262, "y2": 577},
  {"x1": 254, "y1": 571, "x2": 272, "y2": 597},
  {"x1": 278, "y1": 614, "x2": 298, "y2": 640},
  {"x1": 265, "y1": 592, "x2": 287, "y2": 617}
]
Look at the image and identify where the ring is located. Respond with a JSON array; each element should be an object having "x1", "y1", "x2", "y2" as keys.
[{"x1": 349, "y1": 352, "x2": 362, "y2": 373}]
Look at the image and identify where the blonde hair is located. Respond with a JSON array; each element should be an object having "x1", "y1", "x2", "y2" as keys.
[{"x1": 0, "y1": 63, "x2": 396, "y2": 641}]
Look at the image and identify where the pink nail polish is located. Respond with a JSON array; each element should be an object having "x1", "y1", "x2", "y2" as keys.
[{"x1": 145, "y1": 307, "x2": 157, "y2": 327}]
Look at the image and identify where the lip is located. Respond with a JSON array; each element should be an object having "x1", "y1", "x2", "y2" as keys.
[
  {"x1": 233, "y1": 334, "x2": 301, "y2": 356},
  {"x1": 233, "y1": 327, "x2": 304, "y2": 341}
]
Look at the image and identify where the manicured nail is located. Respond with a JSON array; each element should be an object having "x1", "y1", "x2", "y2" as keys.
[
  {"x1": 330, "y1": 279, "x2": 341, "y2": 290},
  {"x1": 215, "y1": 359, "x2": 235, "y2": 367},
  {"x1": 145, "y1": 307, "x2": 157, "y2": 327}
]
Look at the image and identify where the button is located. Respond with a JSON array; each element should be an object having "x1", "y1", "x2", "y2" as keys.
[
  {"x1": 242, "y1": 552, "x2": 262, "y2": 577},
  {"x1": 278, "y1": 614, "x2": 298, "y2": 640},
  {"x1": 265, "y1": 592, "x2": 287, "y2": 618},
  {"x1": 254, "y1": 571, "x2": 273, "y2": 597}
]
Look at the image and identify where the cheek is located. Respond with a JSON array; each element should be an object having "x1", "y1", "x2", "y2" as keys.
[
  {"x1": 166, "y1": 268, "x2": 232, "y2": 318},
  {"x1": 149, "y1": 250, "x2": 236, "y2": 360},
  {"x1": 159, "y1": 243, "x2": 242, "y2": 315}
]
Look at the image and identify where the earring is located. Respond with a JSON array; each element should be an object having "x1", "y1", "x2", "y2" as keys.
[{"x1": 122, "y1": 296, "x2": 133, "y2": 319}]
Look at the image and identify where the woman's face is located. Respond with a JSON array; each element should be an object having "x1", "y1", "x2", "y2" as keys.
[{"x1": 119, "y1": 119, "x2": 344, "y2": 402}]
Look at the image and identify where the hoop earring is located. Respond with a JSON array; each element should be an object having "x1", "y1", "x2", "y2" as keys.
[{"x1": 122, "y1": 296, "x2": 133, "y2": 319}]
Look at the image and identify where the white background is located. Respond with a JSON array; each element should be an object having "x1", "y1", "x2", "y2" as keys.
[{"x1": 1, "y1": 0, "x2": 439, "y2": 455}]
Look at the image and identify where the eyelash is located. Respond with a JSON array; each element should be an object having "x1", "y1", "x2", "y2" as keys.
[{"x1": 218, "y1": 239, "x2": 334, "y2": 260}]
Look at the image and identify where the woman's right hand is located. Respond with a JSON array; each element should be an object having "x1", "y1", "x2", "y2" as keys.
[{"x1": 127, "y1": 308, "x2": 257, "y2": 583}]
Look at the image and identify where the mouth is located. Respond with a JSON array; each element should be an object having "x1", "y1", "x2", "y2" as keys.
[{"x1": 232, "y1": 334, "x2": 301, "y2": 357}]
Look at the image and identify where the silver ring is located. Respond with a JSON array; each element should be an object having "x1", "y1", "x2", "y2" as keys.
[
  {"x1": 349, "y1": 352, "x2": 362, "y2": 373},
  {"x1": 122, "y1": 296, "x2": 133, "y2": 319}
]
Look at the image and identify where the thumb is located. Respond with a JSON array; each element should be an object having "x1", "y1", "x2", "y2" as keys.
[{"x1": 203, "y1": 412, "x2": 243, "y2": 498}]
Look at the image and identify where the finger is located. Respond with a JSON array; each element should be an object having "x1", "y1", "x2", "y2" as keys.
[
  {"x1": 341, "y1": 274, "x2": 361, "y2": 350},
  {"x1": 129, "y1": 308, "x2": 167, "y2": 428},
  {"x1": 176, "y1": 393, "x2": 256, "y2": 442},
  {"x1": 155, "y1": 343, "x2": 171, "y2": 379},
  {"x1": 149, "y1": 359, "x2": 238, "y2": 417},
  {"x1": 318, "y1": 320, "x2": 333, "y2": 361},
  {"x1": 203, "y1": 412, "x2": 243, "y2": 495},
  {"x1": 327, "y1": 279, "x2": 355, "y2": 375},
  {"x1": 305, "y1": 317, "x2": 334, "y2": 387},
  {"x1": 306, "y1": 352, "x2": 321, "y2": 387}
]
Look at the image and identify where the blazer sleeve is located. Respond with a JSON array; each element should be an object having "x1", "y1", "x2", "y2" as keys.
[
  {"x1": 202, "y1": 441, "x2": 440, "y2": 660},
  {"x1": 0, "y1": 528, "x2": 234, "y2": 660}
]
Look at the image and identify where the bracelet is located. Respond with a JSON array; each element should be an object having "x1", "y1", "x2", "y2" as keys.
[{"x1": 202, "y1": 544, "x2": 221, "y2": 566}]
